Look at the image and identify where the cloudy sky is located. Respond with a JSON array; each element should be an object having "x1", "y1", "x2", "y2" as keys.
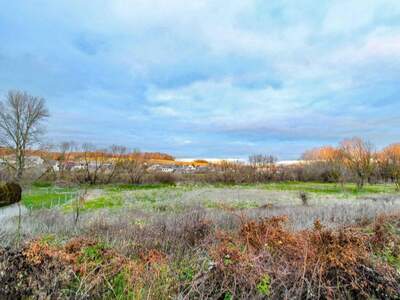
[{"x1": 0, "y1": 1, "x2": 399, "y2": 159}]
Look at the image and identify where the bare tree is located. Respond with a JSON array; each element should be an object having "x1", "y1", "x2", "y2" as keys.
[
  {"x1": 105, "y1": 145, "x2": 127, "y2": 183},
  {"x1": 38, "y1": 141, "x2": 77, "y2": 181},
  {"x1": 56, "y1": 141, "x2": 77, "y2": 179},
  {"x1": 249, "y1": 154, "x2": 277, "y2": 167},
  {"x1": 326, "y1": 148, "x2": 347, "y2": 188},
  {"x1": 124, "y1": 150, "x2": 145, "y2": 184},
  {"x1": 248, "y1": 154, "x2": 278, "y2": 182},
  {"x1": 379, "y1": 144, "x2": 400, "y2": 190},
  {"x1": 78, "y1": 143, "x2": 108, "y2": 185},
  {"x1": 217, "y1": 160, "x2": 244, "y2": 184},
  {"x1": 339, "y1": 137, "x2": 375, "y2": 189},
  {"x1": 0, "y1": 90, "x2": 49, "y2": 181}
]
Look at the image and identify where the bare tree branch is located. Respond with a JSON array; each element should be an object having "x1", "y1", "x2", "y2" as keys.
[{"x1": 0, "y1": 90, "x2": 49, "y2": 181}]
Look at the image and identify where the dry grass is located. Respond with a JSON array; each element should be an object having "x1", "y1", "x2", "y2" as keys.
[
  {"x1": 1, "y1": 213, "x2": 399, "y2": 299},
  {"x1": 1, "y1": 185, "x2": 400, "y2": 299},
  {"x1": 189, "y1": 215, "x2": 400, "y2": 299}
]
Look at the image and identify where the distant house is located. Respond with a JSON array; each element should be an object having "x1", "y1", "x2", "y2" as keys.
[
  {"x1": 0, "y1": 154, "x2": 44, "y2": 168},
  {"x1": 147, "y1": 163, "x2": 206, "y2": 174},
  {"x1": 71, "y1": 163, "x2": 85, "y2": 171},
  {"x1": 26, "y1": 156, "x2": 44, "y2": 166},
  {"x1": 160, "y1": 166, "x2": 175, "y2": 173},
  {"x1": 49, "y1": 160, "x2": 59, "y2": 172},
  {"x1": 147, "y1": 164, "x2": 161, "y2": 172}
]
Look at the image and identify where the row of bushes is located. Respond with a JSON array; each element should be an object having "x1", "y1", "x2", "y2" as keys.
[
  {"x1": 35, "y1": 170, "x2": 178, "y2": 186},
  {"x1": 180, "y1": 162, "x2": 398, "y2": 186},
  {"x1": 2, "y1": 159, "x2": 399, "y2": 187}
]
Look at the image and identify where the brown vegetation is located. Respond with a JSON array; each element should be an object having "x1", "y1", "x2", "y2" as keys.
[
  {"x1": 379, "y1": 143, "x2": 400, "y2": 190},
  {"x1": 1, "y1": 213, "x2": 399, "y2": 299},
  {"x1": 192, "y1": 215, "x2": 400, "y2": 299}
]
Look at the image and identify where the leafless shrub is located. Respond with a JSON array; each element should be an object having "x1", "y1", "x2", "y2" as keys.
[
  {"x1": 122, "y1": 151, "x2": 145, "y2": 184},
  {"x1": 299, "y1": 191, "x2": 309, "y2": 206},
  {"x1": 145, "y1": 172, "x2": 177, "y2": 185},
  {"x1": 188, "y1": 215, "x2": 400, "y2": 299}
]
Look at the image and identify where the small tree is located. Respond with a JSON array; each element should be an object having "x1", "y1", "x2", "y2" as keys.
[
  {"x1": 56, "y1": 141, "x2": 77, "y2": 179},
  {"x1": 339, "y1": 137, "x2": 374, "y2": 189},
  {"x1": 39, "y1": 141, "x2": 77, "y2": 181},
  {"x1": 326, "y1": 148, "x2": 346, "y2": 188},
  {"x1": 249, "y1": 154, "x2": 277, "y2": 167},
  {"x1": 124, "y1": 150, "x2": 145, "y2": 184},
  {"x1": 379, "y1": 144, "x2": 400, "y2": 190},
  {"x1": 249, "y1": 154, "x2": 277, "y2": 182},
  {"x1": 302, "y1": 146, "x2": 346, "y2": 187},
  {"x1": 0, "y1": 90, "x2": 49, "y2": 181},
  {"x1": 78, "y1": 143, "x2": 108, "y2": 185},
  {"x1": 105, "y1": 145, "x2": 127, "y2": 183}
]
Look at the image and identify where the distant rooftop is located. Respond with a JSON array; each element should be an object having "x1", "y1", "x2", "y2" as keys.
[{"x1": 176, "y1": 158, "x2": 303, "y2": 165}]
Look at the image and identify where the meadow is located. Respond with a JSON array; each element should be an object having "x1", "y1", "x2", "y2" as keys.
[{"x1": 1, "y1": 182, "x2": 400, "y2": 299}]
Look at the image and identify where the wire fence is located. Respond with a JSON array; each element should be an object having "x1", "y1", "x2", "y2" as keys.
[{"x1": 22, "y1": 187, "x2": 81, "y2": 212}]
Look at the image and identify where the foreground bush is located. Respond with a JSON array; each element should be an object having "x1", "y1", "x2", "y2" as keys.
[
  {"x1": 0, "y1": 182, "x2": 22, "y2": 207},
  {"x1": 190, "y1": 216, "x2": 400, "y2": 299},
  {"x1": 0, "y1": 215, "x2": 399, "y2": 299}
]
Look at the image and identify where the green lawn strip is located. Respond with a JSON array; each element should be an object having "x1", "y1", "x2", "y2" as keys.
[
  {"x1": 21, "y1": 182, "x2": 397, "y2": 211},
  {"x1": 63, "y1": 193, "x2": 124, "y2": 212},
  {"x1": 261, "y1": 182, "x2": 396, "y2": 195},
  {"x1": 104, "y1": 183, "x2": 176, "y2": 192},
  {"x1": 22, "y1": 187, "x2": 79, "y2": 209},
  {"x1": 31, "y1": 181, "x2": 54, "y2": 188}
]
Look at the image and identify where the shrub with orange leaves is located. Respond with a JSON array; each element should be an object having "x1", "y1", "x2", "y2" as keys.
[
  {"x1": 18, "y1": 236, "x2": 173, "y2": 299},
  {"x1": 188, "y1": 215, "x2": 400, "y2": 299},
  {"x1": 302, "y1": 146, "x2": 339, "y2": 161},
  {"x1": 379, "y1": 143, "x2": 400, "y2": 190},
  {"x1": 2, "y1": 215, "x2": 400, "y2": 299}
]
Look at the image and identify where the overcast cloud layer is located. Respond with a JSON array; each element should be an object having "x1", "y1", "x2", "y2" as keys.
[{"x1": 0, "y1": 0, "x2": 399, "y2": 159}]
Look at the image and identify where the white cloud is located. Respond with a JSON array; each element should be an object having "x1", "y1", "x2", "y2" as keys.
[
  {"x1": 322, "y1": 0, "x2": 400, "y2": 34},
  {"x1": 1, "y1": 0, "x2": 400, "y2": 157},
  {"x1": 146, "y1": 78, "x2": 318, "y2": 131},
  {"x1": 322, "y1": 0, "x2": 377, "y2": 34},
  {"x1": 328, "y1": 27, "x2": 400, "y2": 65},
  {"x1": 150, "y1": 106, "x2": 179, "y2": 117}
]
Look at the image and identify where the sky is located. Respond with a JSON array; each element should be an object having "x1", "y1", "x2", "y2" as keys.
[{"x1": 0, "y1": 0, "x2": 399, "y2": 159}]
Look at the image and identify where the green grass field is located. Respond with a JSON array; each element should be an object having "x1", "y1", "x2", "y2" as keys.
[
  {"x1": 63, "y1": 195, "x2": 124, "y2": 212},
  {"x1": 5, "y1": 181, "x2": 400, "y2": 299},
  {"x1": 21, "y1": 182, "x2": 398, "y2": 211},
  {"x1": 22, "y1": 187, "x2": 79, "y2": 209},
  {"x1": 261, "y1": 181, "x2": 397, "y2": 195},
  {"x1": 104, "y1": 183, "x2": 176, "y2": 192}
]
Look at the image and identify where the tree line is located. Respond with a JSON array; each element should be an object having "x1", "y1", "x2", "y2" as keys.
[
  {"x1": 1, "y1": 90, "x2": 399, "y2": 189},
  {"x1": 301, "y1": 138, "x2": 400, "y2": 190}
]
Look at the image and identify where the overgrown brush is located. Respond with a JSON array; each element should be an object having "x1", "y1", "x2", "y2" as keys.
[
  {"x1": 1, "y1": 214, "x2": 400, "y2": 299},
  {"x1": 1, "y1": 237, "x2": 177, "y2": 299},
  {"x1": 188, "y1": 215, "x2": 400, "y2": 299}
]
